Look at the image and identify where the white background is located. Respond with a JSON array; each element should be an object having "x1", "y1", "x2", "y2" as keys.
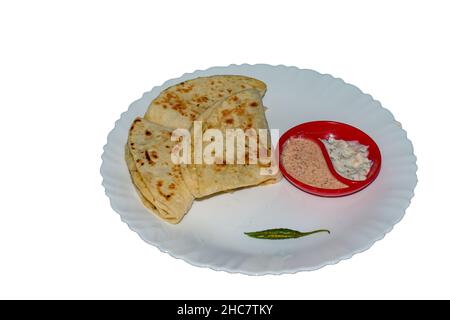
[{"x1": 0, "y1": 1, "x2": 448, "y2": 300}]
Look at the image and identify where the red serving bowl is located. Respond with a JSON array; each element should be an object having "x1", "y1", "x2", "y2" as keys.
[{"x1": 278, "y1": 121, "x2": 382, "y2": 197}]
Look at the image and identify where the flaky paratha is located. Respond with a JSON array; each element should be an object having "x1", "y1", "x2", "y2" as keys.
[
  {"x1": 144, "y1": 75, "x2": 266, "y2": 129},
  {"x1": 181, "y1": 89, "x2": 280, "y2": 198},
  {"x1": 127, "y1": 118, "x2": 194, "y2": 223},
  {"x1": 126, "y1": 76, "x2": 280, "y2": 224}
]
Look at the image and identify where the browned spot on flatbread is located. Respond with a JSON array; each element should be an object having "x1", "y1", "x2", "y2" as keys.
[
  {"x1": 150, "y1": 151, "x2": 158, "y2": 159},
  {"x1": 156, "y1": 180, "x2": 173, "y2": 200},
  {"x1": 166, "y1": 92, "x2": 176, "y2": 99},
  {"x1": 172, "y1": 102, "x2": 186, "y2": 109},
  {"x1": 159, "y1": 92, "x2": 188, "y2": 115},
  {"x1": 214, "y1": 163, "x2": 226, "y2": 171},
  {"x1": 236, "y1": 107, "x2": 245, "y2": 116},
  {"x1": 221, "y1": 109, "x2": 232, "y2": 116},
  {"x1": 145, "y1": 130, "x2": 152, "y2": 136},
  {"x1": 145, "y1": 151, "x2": 155, "y2": 165},
  {"x1": 195, "y1": 96, "x2": 209, "y2": 103},
  {"x1": 225, "y1": 118, "x2": 234, "y2": 124},
  {"x1": 176, "y1": 84, "x2": 193, "y2": 93},
  {"x1": 250, "y1": 101, "x2": 258, "y2": 107},
  {"x1": 171, "y1": 166, "x2": 182, "y2": 178}
]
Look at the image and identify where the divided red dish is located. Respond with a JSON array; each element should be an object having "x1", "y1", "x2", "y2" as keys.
[{"x1": 278, "y1": 121, "x2": 382, "y2": 197}]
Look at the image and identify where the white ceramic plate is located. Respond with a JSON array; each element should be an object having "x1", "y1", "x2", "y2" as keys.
[{"x1": 101, "y1": 64, "x2": 417, "y2": 275}]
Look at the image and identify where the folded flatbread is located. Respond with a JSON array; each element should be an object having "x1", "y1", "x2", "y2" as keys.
[
  {"x1": 126, "y1": 118, "x2": 194, "y2": 223},
  {"x1": 144, "y1": 75, "x2": 267, "y2": 129},
  {"x1": 181, "y1": 89, "x2": 281, "y2": 198},
  {"x1": 126, "y1": 76, "x2": 280, "y2": 224}
]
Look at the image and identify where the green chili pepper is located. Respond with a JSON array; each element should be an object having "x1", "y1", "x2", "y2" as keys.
[{"x1": 244, "y1": 228, "x2": 330, "y2": 240}]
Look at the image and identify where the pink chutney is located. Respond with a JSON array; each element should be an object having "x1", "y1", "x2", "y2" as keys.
[{"x1": 281, "y1": 137, "x2": 348, "y2": 189}]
